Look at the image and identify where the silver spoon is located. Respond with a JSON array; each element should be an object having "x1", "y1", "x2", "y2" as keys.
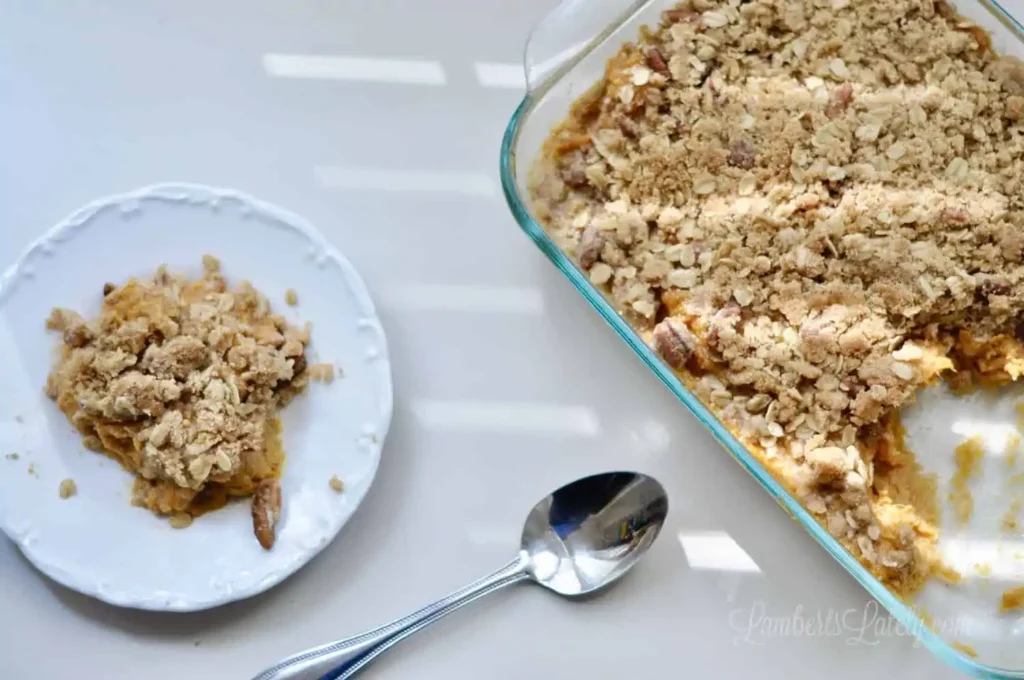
[{"x1": 253, "y1": 471, "x2": 669, "y2": 680}]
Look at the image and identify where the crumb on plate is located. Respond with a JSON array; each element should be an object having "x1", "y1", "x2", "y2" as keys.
[
  {"x1": 309, "y1": 363, "x2": 335, "y2": 384},
  {"x1": 329, "y1": 476, "x2": 344, "y2": 493},
  {"x1": 169, "y1": 512, "x2": 193, "y2": 529},
  {"x1": 59, "y1": 478, "x2": 77, "y2": 499},
  {"x1": 285, "y1": 288, "x2": 299, "y2": 306}
]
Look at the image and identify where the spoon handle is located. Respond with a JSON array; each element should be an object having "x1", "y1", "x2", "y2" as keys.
[{"x1": 251, "y1": 553, "x2": 530, "y2": 680}]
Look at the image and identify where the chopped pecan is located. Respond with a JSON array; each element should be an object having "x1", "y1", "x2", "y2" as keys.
[
  {"x1": 646, "y1": 47, "x2": 670, "y2": 76},
  {"x1": 940, "y1": 207, "x2": 970, "y2": 224},
  {"x1": 662, "y1": 8, "x2": 699, "y2": 25},
  {"x1": 727, "y1": 140, "x2": 757, "y2": 169},
  {"x1": 825, "y1": 82, "x2": 854, "y2": 118},
  {"x1": 252, "y1": 479, "x2": 282, "y2": 550},
  {"x1": 560, "y1": 148, "x2": 591, "y2": 188},
  {"x1": 619, "y1": 116, "x2": 641, "y2": 138},
  {"x1": 966, "y1": 24, "x2": 992, "y2": 53},
  {"x1": 935, "y1": 0, "x2": 957, "y2": 19},
  {"x1": 978, "y1": 279, "x2": 1011, "y2": 299},
  {"x1": 577, "y1": 225, "x2": 604, "y2": 270},
  {"x1": 652, "y1": 318, "x2": 698, "y2": 370}
]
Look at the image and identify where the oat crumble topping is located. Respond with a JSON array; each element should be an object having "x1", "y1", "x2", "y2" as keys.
[
  {"x1": 45, "y1": 256, "x2": 311, "y2": 549},
  {"x1": 530, "y1": 0, "x2": 1024, "y2": 595}
]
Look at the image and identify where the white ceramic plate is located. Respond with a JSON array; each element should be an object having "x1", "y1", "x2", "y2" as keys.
[{"x1": 0, "y1": 183, "x2": 392, "y2": 611}]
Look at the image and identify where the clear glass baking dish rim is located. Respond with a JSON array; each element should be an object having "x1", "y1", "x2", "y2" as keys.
[{"x1": 498, "y1": 0, "x2": 1024, "y2": 677}]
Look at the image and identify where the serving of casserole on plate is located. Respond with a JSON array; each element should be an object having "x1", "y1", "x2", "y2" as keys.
[{"x1": 0, "y1": 184, "x2": 392, "y2": 611}]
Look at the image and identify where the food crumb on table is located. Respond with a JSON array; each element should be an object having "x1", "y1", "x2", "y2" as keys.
[
  {"x1": 285, "y1": 288, "x2": 299, "y2": 306},
  {"x1": 329, "y1": 476, "x2": 344, "y2": 493},
  {"x1": 58, "y1": 478, "x2": 77, "y2": 499},
  {"x1": 5, "y1": 452, "x2": 19, "y2": 461},
  {"x1": 1001, "y1": 585, "x2": 1024, "y2": 612}
]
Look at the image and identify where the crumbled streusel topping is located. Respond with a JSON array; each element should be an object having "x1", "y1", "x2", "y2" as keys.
[
  {"x1": 45, "y1": 256, "x2": 310, "y2": 538},
  {"x1": 531, "y1": 0, "x2": 1024, "y2": 594}
]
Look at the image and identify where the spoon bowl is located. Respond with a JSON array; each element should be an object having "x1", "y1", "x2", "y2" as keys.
[
  {"x1": 255, "y1": 471, "x2": 669, "y2": 680},
  {"x1": 522, "y1": 471, "x2": 668, "y2": 597}
]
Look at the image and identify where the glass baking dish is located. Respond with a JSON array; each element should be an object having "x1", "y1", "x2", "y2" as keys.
[{"x1": 500, "y1": 0, "x2": 1024, "y2": 676}]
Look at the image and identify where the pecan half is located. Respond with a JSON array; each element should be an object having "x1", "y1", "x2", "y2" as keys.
[
  {"x1": 646, "y1": 47, "x2": 670, "y2": 76},
  {"x1": 252, "y1": 479, "x2": 282, "y2": 550},
  {"x1": 652, "y1": 318, "x2": 698, "y2": 370}
]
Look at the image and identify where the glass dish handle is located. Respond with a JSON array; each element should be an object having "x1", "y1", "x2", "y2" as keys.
[{"x1": 523, "y1": 0, "x2": 653, "y2": 93}]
